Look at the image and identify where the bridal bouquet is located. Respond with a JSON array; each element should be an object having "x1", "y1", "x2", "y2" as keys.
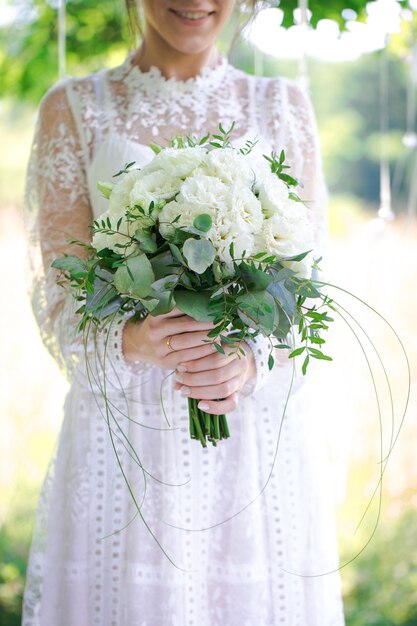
[{"x1": 52, "y1": 124, "x2": 334, "y2": 447}]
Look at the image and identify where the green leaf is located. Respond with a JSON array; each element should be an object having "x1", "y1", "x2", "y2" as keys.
[
  {"x1": 150, "y1": 250, "x2": 179, "y2": 280},
  {"x1": 174, "y1": 289, "x2": 213, "y2": 322},
  {"x1": 149, "y1": 141, "x2": 163, "y2": 154},
  {"x1": 308, "y1": 347, "x2": 333, "y2": 361},
  {"x1": 309, "y1": 336, "x2": 325, "y2": 345},
  {"x1": 147, "y1": 290, "x2": 176, "y2": 316},
  {"x1": 151, "y1": 274, "x2": 179, "y2": 292},
  {"x1": 85, "y1": 280, "x2": 121, "y2": 319},
  {"x1": 289, "y1": 346, "x2": 306, "y2": 358},
  {"x1": 282, "y1": 250, "x2": 312, "y2": 263},
  {"x1": 114, "y1": 254, "x2": 155, "y2": 298},
  {"x1": 213, "y1": 342, "x2": 225, "y2": 354},
  {"x1": 292, "y1": 280, "x2": 321, "y2": 299},
  {"x1": 182, "y1": 238, "x2": 216, "y2": 274},
  {"x1": 302, "y1": 355, "x2": 310, "y2": 375},
  {"x1": 169, "y1": 243, "x2": 186, "y2": 266},
  {"x1": 273, "y1": 302, "x2": 292, "y2": 338},
  {"x1": 267, "y1": 280, "x2": 296, "y2": 318},
  {"x1": 239, "y1": 262, "x2": 273, "y2": 291},
  {"x1": 52, "y1": 255, "x2": 87, "y2": 278},
  {"x1": 193, "y1": 213, "x2": 212, "y2": 233},
  {"x1": 97, "y1": 181, "x2": 114, "y2": 199},
  {"x1": 236, "y1": 290, "x2": 277, "y2": 333},
  {"x1": 134, "y1": 228, "x2": 158, "y2": 253},
  {"x1": 268, "y1": 353, "x2": 275, "y2": 370}
]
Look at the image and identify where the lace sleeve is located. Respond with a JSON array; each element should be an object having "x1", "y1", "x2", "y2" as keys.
[
  {"x1": 283, "y1": 80, "x2": 328, "y2": 258},
  {"x1": 24, "y1": 81, "x2": 146, "y2": 389}
]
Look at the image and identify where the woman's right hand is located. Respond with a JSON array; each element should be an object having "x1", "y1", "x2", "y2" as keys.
[{"x1": 122, "y1": 307, "x2": 217, "y2": 370}]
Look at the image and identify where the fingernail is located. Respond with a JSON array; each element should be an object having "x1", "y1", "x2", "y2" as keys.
[
  {"x1": 180, "y1": 386, "x2": 191, "y2": 397},
  {"x1": 177, "y1": 364, "x2": 187, "y2": 373},
  {"x1": 174, "y1": 372, "x2": 184, "y2": 383},
  {"x1": 198, "y1": 402, "x2": 209, "y2": 410}
]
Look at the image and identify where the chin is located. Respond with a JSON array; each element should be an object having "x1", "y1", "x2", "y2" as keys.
[{"x1": 167, "y1": 35, "x2": 216, "y2": 56}]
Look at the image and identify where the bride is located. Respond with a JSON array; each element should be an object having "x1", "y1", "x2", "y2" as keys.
[{"x1": 23, "y1": 1, "x2": 345, "y2": 624}]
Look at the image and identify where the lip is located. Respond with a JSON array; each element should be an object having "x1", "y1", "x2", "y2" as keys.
[{"x1": 169, "y1": 8, "x2": 215, "y2": 26}]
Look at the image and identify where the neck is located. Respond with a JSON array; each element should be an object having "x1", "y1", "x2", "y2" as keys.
[{"x1": 134, "y1": 28, "x2": 219, "y2": 80}]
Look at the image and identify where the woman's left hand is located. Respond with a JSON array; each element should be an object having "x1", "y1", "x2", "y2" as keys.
[{"x1": 173, "y1": 342, "x2": 256, "y2": 415}]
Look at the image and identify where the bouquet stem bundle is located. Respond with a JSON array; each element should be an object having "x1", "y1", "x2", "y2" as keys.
[{"x1": 188, "y1": 398, "x2": 229, "y2": 447}]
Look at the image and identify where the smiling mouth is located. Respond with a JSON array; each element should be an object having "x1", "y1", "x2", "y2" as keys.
[{"x1": 170, "y1": 9, "x2": 215, "y2": 21}]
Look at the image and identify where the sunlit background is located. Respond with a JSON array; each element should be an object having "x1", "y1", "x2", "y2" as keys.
[{"x1": 0, "y1": 0, "x2": 416, "y2": 623}]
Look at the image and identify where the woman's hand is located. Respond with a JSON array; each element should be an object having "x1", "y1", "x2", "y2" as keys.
[
  {"x1": 122, "y1": 307, "x2": 218, "y2": 370},
  {"x1": 173, "y1": 342, "x2": 256, "y2": 415}
]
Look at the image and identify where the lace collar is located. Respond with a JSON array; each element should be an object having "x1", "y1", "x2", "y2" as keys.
[{"x1": 108, "y1": 51, "x2": 229, "y2": 96}]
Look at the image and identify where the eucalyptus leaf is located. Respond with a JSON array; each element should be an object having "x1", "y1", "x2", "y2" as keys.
[
  {"x1": 85, "y1": 274, "x2": 121, "y2": 318},
  {"x1": 273, "y1": 302, "x2": 292, "y2": 338},
  {"x1": 175, "y1": 289, "x2": 213, "y2": 322},
  {"x1": 239, "y1": 262, "x2": 273, "y2": 291},
  {"x1": 182, "y1": 238, "x2": 216, "y2": 274},
  {"x1": 134, "y1": 228, "x2": 158, "y2": 253},
  {"x1": 114, "y1": 255, "x2": 155, "y2": 298},
  {"x1": 193, "y1": 213, "x2": 212, "y2": 233},
  {"x1": 267, "y1": 281, "x2": 296, "y2": 318},
  {"x1": 150, "y1": 250, "x2": 179, "y2": 280},
  {"x1": 151, "y1": 274, "x2": 179, "y2": 293},
  {"x1": 236, "y1": 290, "x2": 277, "y2": 333},
  {"x1": 147, "y1": 290, "x2": 175, "y2": 316}
]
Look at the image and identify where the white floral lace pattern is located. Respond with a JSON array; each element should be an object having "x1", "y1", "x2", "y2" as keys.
[{"x1": 22, "y1": 52, "x2": 344, "y2": 626}]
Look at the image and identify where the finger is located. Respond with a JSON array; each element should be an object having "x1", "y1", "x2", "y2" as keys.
[
  {"x1": 161, "y1": 317, "x2": 215, "y2": 337},
  {"x1": 166, "y1": 330, "x2": 214, "y2": 352},
  {"x1": 174, "y1": 357, "x2": 244, "y2": 388},
  {"x1": 178, "y1": 375, "x2": 242, "y2": 401},
  {"x1": 164, "y1": 342, "x2": 217, "y2": 368},
  {"x1": 177, "y1": 349, "x2": 238, "y2": 373},
  {"x1": 196, "y1": 392, "x2": 240, "y2": 416}
]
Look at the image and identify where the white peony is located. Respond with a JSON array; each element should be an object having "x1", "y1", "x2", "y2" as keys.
[
  {"x1": 142, "y1": 146, "x2": 207, "y2": 178},
  {"x1": 92, "y1": 209, "x2": 139, "y2": 255}
]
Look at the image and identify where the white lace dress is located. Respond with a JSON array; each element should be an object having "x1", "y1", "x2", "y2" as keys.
[{"x1": 23, "y1": 52, "x2": 345, "y2": 626}]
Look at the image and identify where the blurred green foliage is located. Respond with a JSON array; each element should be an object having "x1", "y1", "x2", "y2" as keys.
[{"x1": 342, "y1": 507, "x2": 417, "y2": 626}]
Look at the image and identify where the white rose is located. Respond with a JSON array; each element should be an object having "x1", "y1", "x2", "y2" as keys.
[
  {"x1": 92, "y1": 209, "x2": 139, "y2": 255},
  {"x1": 142, "y1": 146, "x2": 207, "y2": 178},
  {"x1": 108, "y1": 169, "x2": 142, "y2": 214},
  {"x1": 196, "y1": 148, "x2": 254, "y2": 187}
]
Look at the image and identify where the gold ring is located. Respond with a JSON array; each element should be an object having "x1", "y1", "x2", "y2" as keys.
[{"x1": 166, "y1": 336, "x2": 174, "y2": 351}]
